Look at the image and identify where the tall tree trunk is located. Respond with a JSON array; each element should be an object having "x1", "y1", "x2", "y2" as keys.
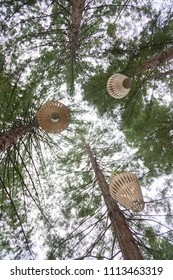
[
  {"x1": 69, "y1": 0, "x2": 85, "y2": 60},
  {"x1": 85, "y1": 143, "x2": 143, "y2": 260},
  {"x1": 0, "y1": 122, "x2": 36, "y2": 152},
  {"x1": 142, "y1": 46, "x2": 173, "y2": 70}
]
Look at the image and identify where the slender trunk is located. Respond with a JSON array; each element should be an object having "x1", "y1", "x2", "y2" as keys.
[
  {"x1": 85, "y1": 144, "x2": 143, "y2": 260},
  {"x1": 69, "y1": 0, "x2": 85, "y2": 59},
  {"x1": 142, "y1": 46, "x2": 173, "y2": 70},
  {"x1": 0, "y1": 123, "x2": 36, "y2": 152}
]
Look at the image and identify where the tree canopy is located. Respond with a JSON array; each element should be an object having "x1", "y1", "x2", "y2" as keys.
[{"x1": 0, "y1": 0, "x2": 173, "y2": 260}]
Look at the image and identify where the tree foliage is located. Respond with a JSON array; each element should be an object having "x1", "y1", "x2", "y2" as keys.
[{"x1": 0, "y1": 0, "x2": 173, "y2": 259}]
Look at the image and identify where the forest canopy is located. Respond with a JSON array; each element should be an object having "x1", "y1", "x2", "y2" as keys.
[{"x1": 0, "y1": 0, "x2": 173, "y2": 260}]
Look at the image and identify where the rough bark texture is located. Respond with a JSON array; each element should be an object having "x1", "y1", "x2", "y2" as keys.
[
  {"x1": 69, "y1": 0, "x2": 85, "y2": 59},
  {"x1": 0, "y1": 123, "x2": 36, "y2": 152},
  {"x1": 85, "y1": 144, "x2": 143, "y2": 260},
  {"x1": 142, "y1": 46, "x2": 173, "y2": 70}
]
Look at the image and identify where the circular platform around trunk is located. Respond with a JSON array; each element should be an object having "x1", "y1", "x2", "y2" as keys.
[
  {"x1": 107, "y1": 73, "x2": 132, "y2": 99},
  {"x1": 110, "y1": 172, "x2": 144, "y2": 212},
  {"x1": 37, "y1": 101, "x2": 71, "y2": 133}
]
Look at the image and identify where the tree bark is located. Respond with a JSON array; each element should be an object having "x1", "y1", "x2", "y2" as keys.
[
  {"x1": 142, "y1": 46, "x2": 173, "y2": 70},
  {"x1": 85, "y1": 143, "x2": 143, "y2": 260},
  {"x1": 69, "y1": 0, "x2": 85, "y2": 60},
  {"x1": 0, "y1": 123, "x2": 36, "y2": 152}
]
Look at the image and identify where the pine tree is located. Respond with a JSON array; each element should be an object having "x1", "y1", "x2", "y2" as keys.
[
  {"x1": 85, "y1": 143, "x2": 143, "y2": 259},
  {"x1": 0, "y1": 0, "x2": 173, "y2": 260},
  {"x1": 0, "y1": 54, "x2": 68, "y2": 259},
  {"x1": 44, "y1": 122, "x2": 173, "y2": 260}
]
